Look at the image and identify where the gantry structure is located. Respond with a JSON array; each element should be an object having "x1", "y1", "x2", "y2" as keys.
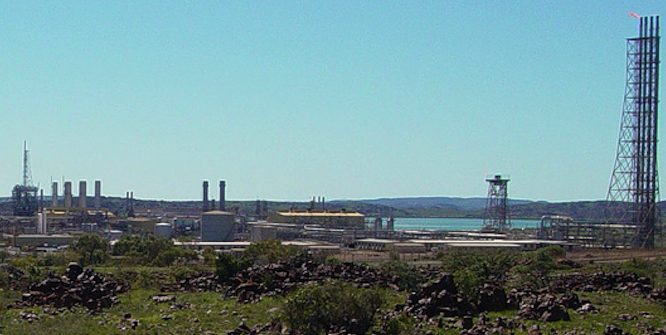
[
  {"x1": 483, "y1": 174, "x2": 511, "y2": 231},
  {"x1": 607, "y1": 16, "x2": 661, "y2": 248}
]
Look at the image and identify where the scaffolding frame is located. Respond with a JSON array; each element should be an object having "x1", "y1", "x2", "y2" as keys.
[
  {"x1": 483, "y1": 175, "x2": 511, "y2": 231},
  {"x1": 607, "y1": 16, "x2": 661, "y2": 248}
]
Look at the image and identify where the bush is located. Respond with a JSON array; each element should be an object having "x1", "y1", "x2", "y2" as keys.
[
  {"x1": 202, "y1": 246, "x2": 216, "y2": 267},
  {"x1": 616, "y1": 257, "x2": 659, "y2": 281},
  {"x1": 72, "y1": 233, "x2": 109, "y2": 266},
  {"x1": 282, "y1": 281, "x2": 384, "y2": 335},
  {"x1": 112, "y1": 234, "x2": 196, "y2": 267},
  {"x1": 215, "y1": 252, "x2": 251, "y2": 283},
  {"x1": 440, "y1": 249, "x2": 519, "y2": 299},
  {"x1": 43, "y1": 251, "x2": 78, "y2": 267},
  {"x1": 243, "y1": 239, "x2": 306, "y2": 265},
  {"x1": 378, "y1": 259, "x2": 424, "y2": 291},
  {"x1": 511, "y1": 246, "x2": 567, "y2": 289}
]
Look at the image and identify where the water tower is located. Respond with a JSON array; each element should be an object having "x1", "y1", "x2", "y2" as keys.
[{"x1": 483, "y1": 174, "x2": 511, "y2": 231}]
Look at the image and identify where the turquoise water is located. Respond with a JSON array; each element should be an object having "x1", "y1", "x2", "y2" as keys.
[{"x1": 392, "y1": 217, "x2": 540, "y2": 231}]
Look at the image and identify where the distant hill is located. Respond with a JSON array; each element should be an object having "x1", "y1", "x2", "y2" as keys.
[
  {"x1": 339, "y1": 197, "x2": 535, "y2": 211},
  {"x1": 1, "y1": 195, "x2": 664, "y2": 221}
]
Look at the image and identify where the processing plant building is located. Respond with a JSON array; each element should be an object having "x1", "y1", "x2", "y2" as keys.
[{"x1": 267, "y1": 209, "x2": 365, "y2": 229}]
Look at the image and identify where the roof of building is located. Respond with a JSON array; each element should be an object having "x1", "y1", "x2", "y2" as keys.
[
  {"x1": 275, "y1": 211, "x2": 365, "y2": 218},
  {"x1": 407, "y1": 238, "x2": 574, "y2": 246},
  {"x1": 173, "y1": 241, "x2": 251, "y2": 247},
  {"x1": 202, "y1": 210, "x2": 234, "y2": 215},
  {"x1": 356, "y1": 238, "x2": 399, "y2": 244}
]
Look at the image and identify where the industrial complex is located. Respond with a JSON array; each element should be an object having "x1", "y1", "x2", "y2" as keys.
[{"x1": 0, "y1": 16, "x2": 661, "y2": 257}]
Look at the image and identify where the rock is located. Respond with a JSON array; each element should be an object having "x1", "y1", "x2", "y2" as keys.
[
  {"x1": 19, "y1": 311, "x2": 39, "y2": 323},
  {"x1": 550, "y1": 272, "x2": 654, "y2": 297},
  {"x1": 516, "y1": 292, "x2": 570, "y2": 322},
  {"x1": 66, "y1": 262, "x2": 83, "y2": 281},
  {"x1": 477, "y1": 284, "x2": 508, "y2": 312},
  {"x1": 151, "y1": 295, "x2": 176, "y2": 304},
  {"x1": 558, "y1": 293, "x2": 582, "y2": 309},
  {"x1": 13, "y1": 268, "x2": 127, "y2": 312},
  {"x1": 462, "y1": 315, "x2": 473, "y2": 329},
  {"x1": 617, "y1": 314, "x2": 636, "y2": 321},
  {"x1": 603, "y1": 325, "x2": 623, "y2": 335},
  {"x1": 576, "y1": 303, "x2": 598, "y2": 314}
]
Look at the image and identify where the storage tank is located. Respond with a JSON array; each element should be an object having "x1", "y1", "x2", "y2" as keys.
[
  {"x1": 250, "y1": 225, "x2": 277, "y2": 242},
  {"x1": 201, "y1": 211, "x2": 235, "y2": 242},
  {"x1": 154, "y1": 223, "x2": 173, "y2": 239}
]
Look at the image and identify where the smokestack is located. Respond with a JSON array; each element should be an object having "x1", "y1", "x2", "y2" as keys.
[
  {"x1": 128, "y1": 191, "x2": 135, "y2": 217},
  {"x1": 51, "y1": 182, "x2": 58, "y2": 207},
  {"x1": 219, "y1": 180, "x2": 226, "y2": 211},
  {"x1": 79, "y1": 180, "x2": 87, "y2": 208},
  {"x1": 94, "y1": 180, "x2": 101, "y2": 209},
  {"x1": 40, "y1": 189, "x2": 44, "y2": 210},
  {"x1": 64, "y1": 181, "x2": 72, "y2": 208},
  {"x1": 203, "y1": 180, "x2": 210, "y2": 212}
]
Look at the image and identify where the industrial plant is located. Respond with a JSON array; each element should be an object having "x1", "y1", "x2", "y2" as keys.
[{"x1": 0, "y1": 16, "x2": 661, "y2": 256}]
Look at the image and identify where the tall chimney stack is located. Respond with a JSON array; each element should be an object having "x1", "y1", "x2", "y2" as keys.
[
  {"x1": 94, "y1": 180, "x2": 101, "y2": 209},
  {"x1": 203, "y1": 181, "x2": 210, "y2": 212},
  {"x1": 51, "y1": 182, "x2": 58, "y2": 207},
  {"x1": 64, "y1": 181, "x2": 72, "y2": 208},
  {"x1": 219, "y1": 180, "x2": 226, "y2": 211},
  {"x1": 79, "y1": 180, "x2": 87, "y2": 208}
]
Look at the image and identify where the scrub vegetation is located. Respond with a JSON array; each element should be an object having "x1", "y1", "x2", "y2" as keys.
[{"x1": 1, "y1": 239, "x2": 666, "y2": 334}]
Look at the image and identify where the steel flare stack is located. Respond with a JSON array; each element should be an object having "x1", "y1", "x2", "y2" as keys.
[{"x1": 607, "y1": 16, "x2": 661, "y2": 248}]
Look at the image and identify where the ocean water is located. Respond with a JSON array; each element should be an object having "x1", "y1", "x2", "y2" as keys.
[{"x1": 392, "y1": 217, "x2": 541, "y2": 231}]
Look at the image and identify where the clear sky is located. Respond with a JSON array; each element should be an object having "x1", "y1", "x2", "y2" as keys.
[{"x1": 0, "y1": 1, "x2": 663, "y2": 202}]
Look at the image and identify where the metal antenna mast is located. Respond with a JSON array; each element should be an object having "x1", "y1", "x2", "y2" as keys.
[
  {"x1": 607, "y1": 16, "x2": 660, "y2": 248},
  {"x1": 483, "y1": 174, "x2": 511, "y2": 231},
  {"x1": 22, "y1": 140, "x2": 33, "y2": 187},
  {"x1": 12, "y1": 141, "x2": 38, "y2": 216}
]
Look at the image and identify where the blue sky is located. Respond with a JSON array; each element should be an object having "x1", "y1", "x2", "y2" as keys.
[{"x1": 0, "y1": 1, "x2": 662, "y2": 202}]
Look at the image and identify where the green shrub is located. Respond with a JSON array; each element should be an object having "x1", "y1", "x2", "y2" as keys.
[
  {"x1": 202, "y1": 246, "x2": 217, "y2": 267},
  {"x1": 215, "y1": 252, "x2": 251, "y2": 283},
  {"x1": 282, "y1": 281, "x2": 384, "y2": 335},
  {"x1": 112, "y1": 234, "x2": 196, "y2": 267},
  {"x1": 440, "y1": 249, "x2": 519, "y2": 297},
  {"x1": 243, "y1": 239, "x2": 305, "y2": 264},
  {"x1": 616, "y1": 257, "x2": 659, "y2": 281},
  {"x1": 42, "y1": 251, "x2": 77, "y2": 267},
  {"x1": 511, "y1": 246, "x2": 567, "y2": 289},
  {"x1": 72, "y1": 233, "x2": 109, "y2": 266},
  {"x1": 378, "y1": 259, "x2": 424, "y2": 291},
  {"x1": 324, "y1": 255, "x2": 343, "y2": 265},
  {"x1": 374, "y1": 312, "x2": 418, "y2": 335}
]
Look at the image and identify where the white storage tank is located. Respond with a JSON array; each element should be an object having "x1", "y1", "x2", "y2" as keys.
[
  {"x1": 201, "y1": 211, "x2": 235, "y2": 242},
  {"x1": 154, "y1": 223, "x2": 173, "y2": 239}
]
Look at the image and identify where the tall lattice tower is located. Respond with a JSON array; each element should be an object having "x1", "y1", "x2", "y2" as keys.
[
  {"x1": 12, "y1": 141, "x2": 39, "y2": 216},
  {"x1": 483, "y1": 174, "x2": 511, "y2": 231},
  {"x1": 607, "y1": 16, "x2": 660, "y2": 248}
]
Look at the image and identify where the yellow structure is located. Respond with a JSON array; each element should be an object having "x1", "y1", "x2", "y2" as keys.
[{"x1": 268, "y1": 210, "x2": 365, "y2": 228}]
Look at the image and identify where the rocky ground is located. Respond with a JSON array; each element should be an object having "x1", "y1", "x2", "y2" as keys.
[{"x1": 12, "y1": 262, "x2": 128, "y2": 312}]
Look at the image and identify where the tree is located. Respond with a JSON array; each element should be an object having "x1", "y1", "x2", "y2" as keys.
[
  {"x1": 72, "y1": 234, "x2": 109, "y2": 266},
  {"x1": 243, "y1": 239, "x2": 304, "y2": 264},
  {"x1": 202, "y1": 246, "x2": 216, "y2": 267},
  {"x1": 111, "y1": 234, "x2": 196, "y2": 267}
]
